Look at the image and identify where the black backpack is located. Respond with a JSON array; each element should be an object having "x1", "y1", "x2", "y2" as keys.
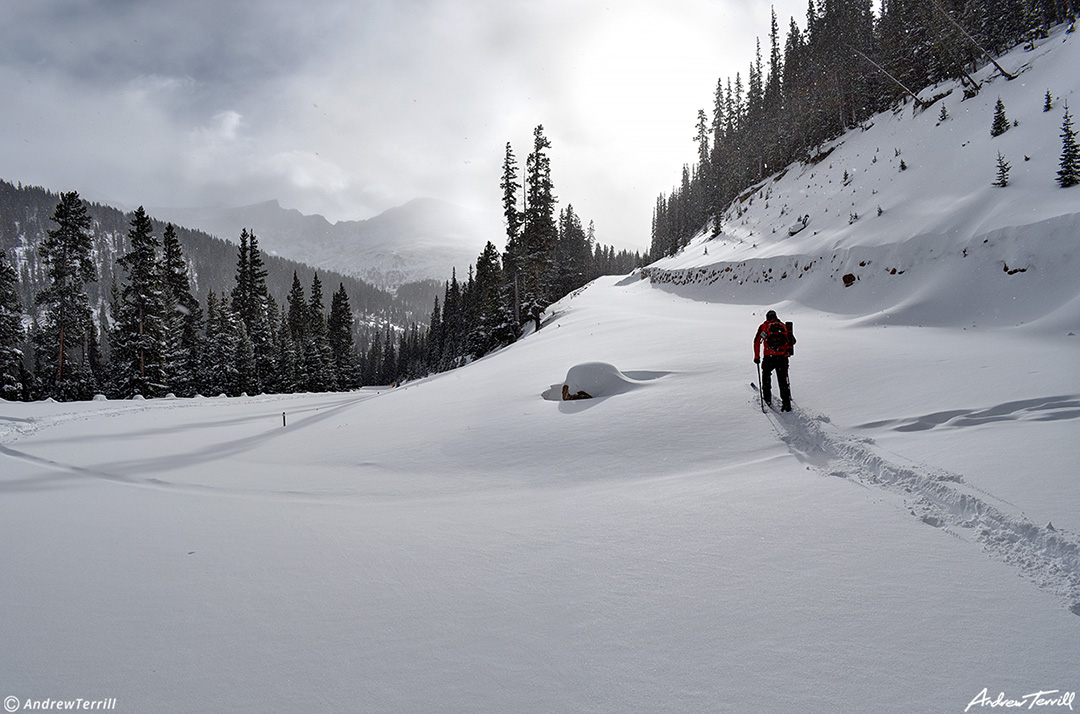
[{"x1": 764, "y1": 320, "x2": 794, "y2": 354}]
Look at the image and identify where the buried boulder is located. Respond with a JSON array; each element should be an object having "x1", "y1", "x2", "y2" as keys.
[{"x1": 542, "y1": 362, "x2": 661, "y2": 402}]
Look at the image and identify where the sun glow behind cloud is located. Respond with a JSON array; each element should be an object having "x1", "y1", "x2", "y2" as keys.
[{"x1": 0, "y1": 0, "x2": 807, "y2": 251}]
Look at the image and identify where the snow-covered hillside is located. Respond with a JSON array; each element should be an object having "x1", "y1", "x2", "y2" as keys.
[
  {"x1": 2, "y1": 25, "x2": 1079, "y2": 714},
  {"x1": 649, "y1": 27, "x2": 1080, "y2": 333}
]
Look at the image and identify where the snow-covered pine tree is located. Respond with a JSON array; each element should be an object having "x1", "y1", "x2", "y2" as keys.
[
  {"x1": 160, "y1": 223, "x2": 203, "y2": 397},
  {"x1": 286, "y1": 272, "x2": 307, "y2": 347},
  {"x1": 273, "y1": 315, "x2": 302, "y2": 394},
  {"x1": 111, "y1": 207, "x2": 167, "y2": 398},
  {"x1": 304, "y1": 273, "x2": 336, "y2": 392},
  {"x1": 327, "y1": 283, "x2": 360, "y2": 389},
  {"x1": 431, "y1": 271, "x2": 463, "y2": 372},
  {"x1": 230, "y1": 229, "x2": 275, "y2": 393},
  {"x1": 424, "y1": 296, "x2": 441, "y2": 376},
  {"x1": 1058, "y1": 102, "x2": 1080, "y2": 188},
  {"x1": 469, "y1": 241, "x2": 508, "y2": 358},
  {"x1": 993, "y1": 151, "x2": 1011, "y2": 187},
  {"x1": 519, "y1": 125, "x2": 558, "y2": 331},
  {"x1": 991, "y1": 97, "x2": 1010, "y2": 137},
  {"x1": 234, "y1": 320, "x2": 257, "y2": 395},
  {"x1": 554, "y1": 205, "x2": 592, "y2": 300},
  {"x1": 199, "y1": 290, "x2": 240, "y2": 396},
  {"x1": 378, "y1": 323, "x2": 398, "y2": 386},
  {"x1": 34, "y1": 191, "x2": 98, "y2": 401},
  {"x1": 0, "y1": 248, "x2": 25, "y2": 400},
  {"x1": 1044, "y1": 89, "x2": 1053, "y2": 112}
]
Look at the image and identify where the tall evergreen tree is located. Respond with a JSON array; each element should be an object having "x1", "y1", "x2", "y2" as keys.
[
  {"x1": 286, "y1": 272, "x2": 307, "y2": 345},
  {"x1": 519, "y1": 124, "x2": 558, "y2": 330},
  {"x1": 469, "y1": 241, "x2": 511, "y2": 357},
  {"x1": 200, "y1": 290, "x2": 239, "y2": 396},
  {"x1": 1058, "y1": 102, "x2": 1080, "y2": 188},
  {"x1": 273, "y1": 303, "x2": 302, "y2": 394},
  {"x1": 0, "y1": 248, "x2": 25, "y2": 400},
  {"x1": 34, "y1": 191, "x2": 98, "y2": 400},
  {"x1": 304, "y1": 272, "x2": 336, "y2": 391},
  {"x1": 230, "y1": 229, "x2": 274, "y2": 393},
  {"x1": 160, "y1": 223, "x2": 203, "y2": 397},
  {"x1": 500, "y1": 142, "x2": 524, "y2": 279},
  {"x1": 111, "y1": 207, "x2": 167, "y2": 398},
  {"x1": 327, "y1": 283, "x2": 360, "y2": 389}
]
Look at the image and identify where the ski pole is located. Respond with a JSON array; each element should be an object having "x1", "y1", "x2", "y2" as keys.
[{"x1": 755, "y1": 360, "x2": 765, "y2": 413}]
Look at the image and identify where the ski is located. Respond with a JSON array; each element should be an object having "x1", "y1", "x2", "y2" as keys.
[
  {"x1": 750, "y1": 381, "x2": 767, "y2": 413},
  {"x1": 750, "y1": 381, "x2": 790, "y2": 413}
]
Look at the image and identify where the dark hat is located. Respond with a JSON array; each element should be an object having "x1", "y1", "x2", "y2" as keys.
[{"x1": 766, "y1": 310, "x2": 777, "y2": 319}]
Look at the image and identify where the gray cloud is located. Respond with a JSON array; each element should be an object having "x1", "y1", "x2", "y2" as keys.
[{"x1": 1, "y1": 0, "x2": 806, "y2": 251}]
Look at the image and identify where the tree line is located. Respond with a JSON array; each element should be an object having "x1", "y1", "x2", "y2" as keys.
[
  {"x1": 0, "y1": 194, "x2": 374, "y2": 401},
  {"x1": 652, "y1": 0, "x2": 1078, "y2": 257},
  {"x1": 413, "y1": 125, "x2": 644, "y2": 379}
]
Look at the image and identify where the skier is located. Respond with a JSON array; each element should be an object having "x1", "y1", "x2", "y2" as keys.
[{"x1": 753, "y1": 310, "x2": 795, "y2": 412}]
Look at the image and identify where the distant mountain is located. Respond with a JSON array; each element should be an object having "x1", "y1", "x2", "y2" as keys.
[
  {"x1": 0, "y1": 180, "x2": 436, "y2": 339},
  {"x1": 151, "y1": 197, "x2": 501, "y2": 290}
]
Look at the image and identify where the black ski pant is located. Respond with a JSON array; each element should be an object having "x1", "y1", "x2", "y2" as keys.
[{"x1": 761, "y1": 355, "x2": 791, "y2": 408}]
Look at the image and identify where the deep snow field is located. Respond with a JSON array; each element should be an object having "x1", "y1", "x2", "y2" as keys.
[{"x1": 4, "y1": 24, "x2": 1080, "y2": 714}]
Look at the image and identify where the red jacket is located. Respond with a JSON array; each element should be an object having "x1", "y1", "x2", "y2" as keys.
[{"x1": 754, "y1": 319, "x2": 794, "y2": 359}]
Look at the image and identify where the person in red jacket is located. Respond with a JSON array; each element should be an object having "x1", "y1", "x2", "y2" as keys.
[{"x1": 754, "y1": 310, "x2": 795, "y2": 411}]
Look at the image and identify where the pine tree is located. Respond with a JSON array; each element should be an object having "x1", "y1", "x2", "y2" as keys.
[
  {"x1": 327, "y1": 283, "x2": 360, "y2": 389},
  {"x1": 469, "y1": 241, "x2": 511, "y2": 358},
  {"x1": 993, "y1": 151, "x2": 1011, "y2": 187},
  {"x1": 199, "y1": 291, "x2": 239, "y2": 396},
  {"x1": 500, "y1": 142, "x2": 524, "y2": 278},
  {"x1": 160, "y1": 224, "x2": 203, "y2": 397},
  {"x1": 230, "y1": 229, "x2": 274, "y2": 393},
  {"x1": 286, "y1": 272, "x2": 307, "y2": 345},
  {"x1": 0, "y1": 248, "x2": 25, "y2": 400},
  {"x1": 304, "y1": 272, "x2": 336, "y2": 391},
  {"x1": 34, "y1": 191, "x2": 98, "y2": 400},
  {"x1": 519, "y1": 125, "x2": 558, "y2": 331},
  {"x1": 1058, "y1": 103, "x2": 1080, "y2": 188},
  {"x1": 1044, "y1": 89, "x2": 1054, "y2": 112},
  {"x1": 273, "y1": 304, "x2": 302, "y2": 394},
  {"x1": 990, "y1": 97, "x2": 1010, "y2": 137},
  {"x1": 111, "y1": 207, "x2": 167, "y2": 398},
  {"x1": 234, "y1": 321, "x2": 257, "y2": 395}
]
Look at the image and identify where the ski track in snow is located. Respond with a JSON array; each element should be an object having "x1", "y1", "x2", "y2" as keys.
[{"x1": 760, "y1": 395, "x2": 1080, "y2": 616}]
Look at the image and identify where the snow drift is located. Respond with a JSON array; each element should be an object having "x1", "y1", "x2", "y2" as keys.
[{"x1": 541, "y1": 362, "x2": 664, "y2": 403}]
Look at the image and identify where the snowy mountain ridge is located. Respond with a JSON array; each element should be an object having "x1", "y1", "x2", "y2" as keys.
[{"x1": 152, "y1": 196, "x2": 500, "y2": 290}]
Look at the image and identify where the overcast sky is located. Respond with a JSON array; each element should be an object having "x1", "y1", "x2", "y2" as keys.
[{"x1": 1, "y1": 0, "x2": 806, "y2": 252}]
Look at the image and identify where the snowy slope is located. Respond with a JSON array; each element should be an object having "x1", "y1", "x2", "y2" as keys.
[
  {"x1": 1, "y1": 279, "x2": 1077, "y2": 713},
  {"x1": 3, "y1": 25, "x2": 1080, "y2": 714},
  {"x1": 649, "y1": 28, "x2": 1080, "y2": 333}
]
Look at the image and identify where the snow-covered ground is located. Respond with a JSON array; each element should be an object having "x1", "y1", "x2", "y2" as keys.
[{"x1": 3, "y1": 25, "x2": 1080, "y2": 714}]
